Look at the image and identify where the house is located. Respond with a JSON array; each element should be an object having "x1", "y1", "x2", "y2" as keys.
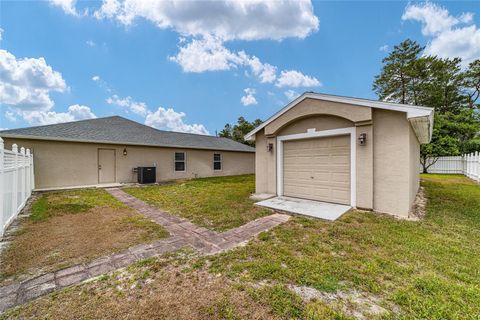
[
  {"x1": 245, "y1": 92, "x2": 434, "y2": 218},
  {"x1": 0, "y1": 116, "x2": 255, "y2": 190}
]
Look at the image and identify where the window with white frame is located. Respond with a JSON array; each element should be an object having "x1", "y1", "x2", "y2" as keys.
[
  {"x1": 174, "y1": 152, "x2": 186, "y2": 172},
  {"x1": 213, "y1": 153, "x2": 222, "y2": 170}
]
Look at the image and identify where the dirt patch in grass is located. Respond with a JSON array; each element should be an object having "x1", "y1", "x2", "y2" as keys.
[
  {"x1": 0, "y1": 190, "x2": 168, "y2": 284},
  {"x1": 409, "y1": 186, "x2": 427, "y2": 220},
  {"x1": 289, "y1": 285, "x2": 392, "y2": 319},
  {"x1": 124, "y1": 175, "x2": 271, "y2": 231},
  {"x1": 2, "y1": 252, "x2": 277, "y2": 320}
]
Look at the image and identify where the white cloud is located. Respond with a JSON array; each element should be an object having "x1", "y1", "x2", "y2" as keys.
[
  {"x1": 0, "y1": 49, "x2": 96, "y2": 126},
  {"x1": 91, "y1": 75, "x2": 113, "y2": 93},
  {"x1": 284, "y1": 89, "x2": 300, "y2": 100},
  {"x1": 170, "y1": 37, "x2": 320, "y2": 87},
  {"x1": 379, "y1": 45, "x2": 389, "y2": 52},
  {"x1": 240, "y1": 88, "x2": 258, "y2": 106},
  {"x1": 5, "y1": 110, "x2": 16, "y2": 122},
  {"x1": 106, "y1": 94, "x2": 148, "y2": 116},
  {"x1": 104, "y1": 93, "x2": 208, "y2": 134},
  {"x1": 86, "y1": 40, "x2": 96, "y2": 47},
  {"x1": 94, "y1": 0, "x2": 121, "y2": 20},
  {"x1": 276, "y1": 70, "x2": 321, "y2": 88},
  {"x1": 0, "y1": 49, "x2": 67, "y2": 111},
  {"x1": 169, "y1": 36, "x2": 240, "y2": 72},
  {"x1": 54, "y1": 0, "x2": 321, "y2": 88},
  {"x1": 169, "y1": 36, "x2": 278, "y2": 84},
  {"x1": 145, "y1": 107, "x2": 209, "y2": 135},
  {"x1": 426, "y1": 25, "x2": 480, "y2": 65},
  {"x1": 402, "y1": 2, "x2": 480, "y2": 65},
  {"x1": 15, "y1": 104, "x2": 97, "y2": 126},
  {"x1": 402, "y1": 2, "x2": 469, "y2": 36},
  {"x1": 239, "y1": 52, "x2": 277, "y2": 83},
  {"x1": 49, "y1": 0, "x2": 78, "y2": 16},
  {"x1": 0, "y1": 28, "x2": 3, "y2": 41},
  {"x1": 67, "y1": 104, "x2": 96, "y2": 120},
  {"x1": 94, "y1": 0, "x2": 319, "y2": 41},
  {"x1": 170, "y1": 37, "x2": 280, "y2": 83}
]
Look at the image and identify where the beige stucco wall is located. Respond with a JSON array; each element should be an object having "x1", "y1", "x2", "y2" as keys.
[
  {"x1": 254, "y1": 130, "x2": 276, "y2": 194},
  {"x1": 264, "y1": 98, "x2": 371, "y2": 136},
  {"x1": 2, "y1": 138, "x2": 255, "y2": 189},
  {"x1": 254, "y1": 101, "x2": 421, "y2": 218},
  {"x1": 356, "y1": 123, "x2": 373, "y2": 210},
  {"x1": 372, "y1": 109, "x2": 412, "y2": 216},
  {"x1": 277, "y1": 115, "x2": 354, "y2": 136},
  {"x1": 409, "y1": 124, "x2": 421, "y2": 209}
]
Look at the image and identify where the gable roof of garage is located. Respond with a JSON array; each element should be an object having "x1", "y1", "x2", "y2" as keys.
[
  {"x1": 0, "y1": 116, "x2": 255, "y2": 152},
  {"x1": 245, "y1": 92, "x2": 434, "y2": 144}
]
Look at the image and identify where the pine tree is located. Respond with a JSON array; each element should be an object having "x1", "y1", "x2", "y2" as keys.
[
  {"x1": 373, "y1": 39, "x2": 424, "y2": 104},
  {"x1": 374, "y1": 40, "x2": 480, "y2": 173}
]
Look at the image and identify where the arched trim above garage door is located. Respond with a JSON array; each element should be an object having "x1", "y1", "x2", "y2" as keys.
[{"x1": 276, "y1": 127, "x2": 356, "y2": 207}]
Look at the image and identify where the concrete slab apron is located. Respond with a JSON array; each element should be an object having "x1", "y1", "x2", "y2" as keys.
[
  {"x1": 0, "y1": 188, "x2": 289, "y2": 313},
  {"x1": 256, "y1": 196, "x2": 351, "y2": 221}
]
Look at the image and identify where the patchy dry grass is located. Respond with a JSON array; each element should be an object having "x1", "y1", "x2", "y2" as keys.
[
  {"x1": 124, "y1": 175, "x2": 270, "y2": 231},
  {"x1": 3, "y1": 175, "x2": 480, "y2": 319},
  {"x1": 0, "y1": 189, "x2": 168, "y2": 284},
  {"x1": 1, "y1": 251, "x2": 277, "y2": 320}
]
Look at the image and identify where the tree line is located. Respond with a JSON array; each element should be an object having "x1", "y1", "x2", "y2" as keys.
[
  {"x1": 218, "y1": 116, "x2": 262, "y2": 147},
  {"x1": 373, "y1": 39, "x2": 480, "y2": 173}
]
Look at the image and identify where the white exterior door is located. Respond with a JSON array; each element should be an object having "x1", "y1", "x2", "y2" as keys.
[{"x1": 98, "y1": 149, "x2": 116, "y2": 184}]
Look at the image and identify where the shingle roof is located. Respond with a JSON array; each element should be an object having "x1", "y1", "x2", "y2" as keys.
[{"x1": 0, "y1": 116, "x2": 255, "y2": 153}]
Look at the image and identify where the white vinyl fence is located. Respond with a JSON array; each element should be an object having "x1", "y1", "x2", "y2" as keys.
[
  {"x1": 421, "y1": 152, "x2": 480, "y2": 182},
  {"x1": 0, "y1": 138, "x2": 35, "y2": 236}
]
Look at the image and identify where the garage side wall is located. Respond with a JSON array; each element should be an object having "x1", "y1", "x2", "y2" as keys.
[
  {"x1": 409, "y1": 125, "x2": 421, "y2": 209},
  {"x1": 254, "y1": 130, "x2": 277, "y2": 194},
  {"x1": 3, "y1": 139, "x2": 255, "y2": 189},
  {"x1": 355, "y1": 124, "x2": 373, "y2": 210},
  {"x1": 373, "y1": 109, "x2": 411, "y2": 216}
]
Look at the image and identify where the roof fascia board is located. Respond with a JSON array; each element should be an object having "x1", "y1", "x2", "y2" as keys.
[{"x1": 244, "y1": 92, "x2": 434, "y2": 141}]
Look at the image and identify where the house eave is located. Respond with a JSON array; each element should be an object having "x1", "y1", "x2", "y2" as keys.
[{"x1": 244, "y1": 92, "x2": 434, "y2": 142}]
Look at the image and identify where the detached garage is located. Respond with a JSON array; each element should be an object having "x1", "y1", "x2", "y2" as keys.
[{"x1": 245, "y1": 92, "x2": 434, "y2": 218}]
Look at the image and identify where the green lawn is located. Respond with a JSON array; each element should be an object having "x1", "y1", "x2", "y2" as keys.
[
  {"x1": 124, "y1": 175, "x2": 271, "y2": 231},
  {"x1": 3, "y1": 175, "x2": 480, "y2": 319},
  {"x1": 201, "y1": 174, "x2": 480, "y2": 319}
]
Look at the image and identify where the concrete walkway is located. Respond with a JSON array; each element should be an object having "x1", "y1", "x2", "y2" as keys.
[{"x1": 0, "y1": 188, "x2": 290, "y2": 313}]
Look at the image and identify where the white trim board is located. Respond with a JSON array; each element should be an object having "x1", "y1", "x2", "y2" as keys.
[
  {"x1": 276, "y1": 127, "x2": 356, "y2": 207},
  {"x1": 244, "y1": 92, "x2": 434, "y2": 143}
]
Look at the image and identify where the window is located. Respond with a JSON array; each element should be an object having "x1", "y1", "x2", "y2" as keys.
[
  {"x1": 175, "y1": 152, "x2": 186, "y2": 172},
  {"x1": 213, "y1": 153, "x2": 222, "y2": 171}
]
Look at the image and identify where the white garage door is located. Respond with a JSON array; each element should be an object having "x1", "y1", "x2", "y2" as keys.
[{"x1": 283, "y1": 135, "x2": 351, "y2": 205}]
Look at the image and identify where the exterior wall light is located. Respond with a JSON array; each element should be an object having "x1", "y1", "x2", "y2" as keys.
[
  {"x1": 123, "y1": 148, "x2": 128, "y2": 156},
  {"x1": 267, "y1": 143, "x2": 274, "y2": 152},
  {"x1": 358, "y1": 133, "x2": 367, "y2": 146}
]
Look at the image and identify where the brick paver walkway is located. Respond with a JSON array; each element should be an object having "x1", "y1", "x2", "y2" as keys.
[{"x1": 0, "y1": 188, "x2": 290, "y2": 313}]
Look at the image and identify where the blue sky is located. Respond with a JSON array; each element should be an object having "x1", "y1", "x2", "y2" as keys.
[{"x1": 1, "y1": 0, "x2": 479, "y2": 134}]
